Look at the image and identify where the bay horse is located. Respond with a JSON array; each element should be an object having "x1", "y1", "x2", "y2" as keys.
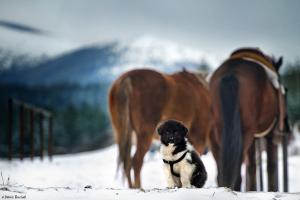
[
  {"x1": 108, "y1": 68, "x2": 213, "y2": 188},
  {"x1": 209, "y1": 48, "x2": 289, "y2": 191}
]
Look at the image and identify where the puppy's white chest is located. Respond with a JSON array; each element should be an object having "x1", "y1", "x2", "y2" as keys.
[
  {"x1": 173, "y1": 153, "x2": 193, "y2": 172},
  {"x1": 171, "y1": 159, "x2": 186, "y2": 173},
  {"x1": 160, "y1": 144, "x2": 176, "y2": 161},
  {"x1": 160, "y1": 144, "x2": 194, "y2": 174}
]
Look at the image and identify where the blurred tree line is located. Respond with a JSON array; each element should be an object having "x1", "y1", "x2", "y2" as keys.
[{"x1": 281, "y1": 61, "x2": 300, "y2": 124}]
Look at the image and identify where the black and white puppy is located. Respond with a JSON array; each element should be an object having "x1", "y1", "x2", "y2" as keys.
[{"x1": 157, "y1": 119, "x2": 207, "y2": 188}]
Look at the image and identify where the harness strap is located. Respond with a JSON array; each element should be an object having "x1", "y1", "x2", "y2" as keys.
[
  {"x1": 163, "y1": 151, "x2": 188, "y2": 177},
  {"x1": 254, "y1": 118, "x2": 277, "y2": 138}
]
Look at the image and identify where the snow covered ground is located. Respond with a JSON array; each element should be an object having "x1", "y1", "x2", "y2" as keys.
[{"x1": 0, "y1": 145, "x2": 299, "y2": 199}]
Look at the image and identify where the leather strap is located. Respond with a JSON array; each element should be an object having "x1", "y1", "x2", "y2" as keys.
[{"x1": 163, "y1": 151, "x2": 188, "y2": 177}]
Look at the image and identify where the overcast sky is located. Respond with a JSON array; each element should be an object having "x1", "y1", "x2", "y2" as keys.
[{"x1": 0, "y1": 0, "x2": 299, "y2": 62}]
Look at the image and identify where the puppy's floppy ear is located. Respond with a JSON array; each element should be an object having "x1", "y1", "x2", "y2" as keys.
[
  {"x1": 156, "y1": 122, "x2": 164, "y2": 136},
  {"x1": 182, "y1": 125, "x2": 188, "y2": 137},
  {"x1": 157, "y1": 126, "x2": 163, "y2": 136},
  {"x1": 177, "y1": 121, "x2": 188, "y2": 137}
]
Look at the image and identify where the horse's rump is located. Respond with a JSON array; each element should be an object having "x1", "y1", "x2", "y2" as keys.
[
  {"x1": 108, "y1": 68, "x2": 212, "y2": 188},
  {"x1": 209, "y1": 48, "x2": 286, "y2": 191}
]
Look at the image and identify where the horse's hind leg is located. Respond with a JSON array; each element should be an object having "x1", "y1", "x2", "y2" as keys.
[
  {"x1": 234, "y1": 173, "x2": 242, "y2": 191},
  {"x1": 209, "y1": 128, "x2": 221, "y2": 186},
  {"x1": 266, "y1": 134, "x2": 278, "y2": 191},
  {"x1": 132, "y1": 132, "x2": 153, "y2": 188},
  {"x1": 125, "y1": 162, "x2": 133, "y2": 188},
  {"x1": 246, "y1": 141, "x2": 256, "y2": 191},
  {"x1": 233, "y1": 157, "x2": 243, "y2": 191}
]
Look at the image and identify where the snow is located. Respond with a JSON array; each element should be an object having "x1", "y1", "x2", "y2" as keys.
[
  {"x1": 0, "y1": 145, "x2": 300, "y2": 199},
  {"x1": 1, "y1": 187, "x2": 300, "y2": 200}
]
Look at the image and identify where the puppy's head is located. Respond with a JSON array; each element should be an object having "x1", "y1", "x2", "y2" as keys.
[{"x1": 157, "y1": 119, "x2": 188, "y2": 145}]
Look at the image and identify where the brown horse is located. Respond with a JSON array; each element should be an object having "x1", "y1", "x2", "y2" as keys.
[
  {"x1": 209, "y1": 48, "x2": 289, "y2": 191},
  {"x1": 108, "y1": 68, "x2": 213, "y2": 188}
]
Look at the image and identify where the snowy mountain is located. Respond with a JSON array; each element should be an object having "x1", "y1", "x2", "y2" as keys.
[
  {"x1": 0, "y1": 48, "x2": 47, "y2": 71},
  {"x1": 0, "y1": 36, "x2": 218, "y2": 86},
  {"x1": 0, "y1": 43, "x2": 119, "y2": 85},
  {"x1": 107, "y1": 36, "x2": 218, "y2": 77}
]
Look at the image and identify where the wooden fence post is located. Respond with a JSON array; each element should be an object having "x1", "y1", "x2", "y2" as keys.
[
  {"x1": 39, "y1": 113, "x2": 44, "y2": 160},
  {"x1": 282, "y1": 133, "x2": 288, "y2": 192},
  {"x1": 48, "y1": 116, "x2": 53, "y2": 161},
  {"x1": 19, "y1": 104, "x2": 25, "y2": 161},
  {"x1": 7, "y1": 98, "x2": 13, "y2": 160},
  {"x1": 7, "y1": 98, "x2": 52, "y2": 161},
  {"x1": 257, "y1": 138, "x2": 264, "y2": 191},
  {"x1": 30, "y1": 110, "x2": 35, "y2": 161}
]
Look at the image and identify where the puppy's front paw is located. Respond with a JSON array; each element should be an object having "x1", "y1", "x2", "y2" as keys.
[
  {"x1": 182, "y1": 185, "x2": 193, "y2": 188},
  {"x1": 181, "y1": 182, "x2": 192, "y2": 188},
  {"x1": 166, "y1": 186, "x2": 175, "y2": 189},
  {"x1": 166, "y1": 182, "x2": 176, "y2": 189}
]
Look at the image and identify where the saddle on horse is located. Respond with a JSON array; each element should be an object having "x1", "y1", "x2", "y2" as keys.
[{"x1": 230, "y1": 48, "x2": 276, "y2": 71}]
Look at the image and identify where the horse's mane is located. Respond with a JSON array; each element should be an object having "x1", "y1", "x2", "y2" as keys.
[{"x1": 174, "y1": 69, "x2": 209, "y2": 89}]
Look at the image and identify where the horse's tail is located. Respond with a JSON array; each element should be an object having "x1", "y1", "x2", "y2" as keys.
[
  {"x1": 219, "y1": 74, "x2": 243, "y2": 189},
  {"x1": 108, "y1": 77, "x2": 133, "y2": 187}
]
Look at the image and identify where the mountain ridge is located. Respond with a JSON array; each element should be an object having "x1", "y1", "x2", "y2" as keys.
[{"x1": 0, "y1": 36, "x2": 215, "y2": 86}]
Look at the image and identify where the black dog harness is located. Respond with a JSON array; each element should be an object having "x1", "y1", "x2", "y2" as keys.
[{"x1": 163, "y1": 151, "x2": 188, "y2": 178}]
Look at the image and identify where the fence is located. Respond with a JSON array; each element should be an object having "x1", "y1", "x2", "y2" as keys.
[
  {"x1": 255, "y1": 135, "x2": 289, "y2": 192},
  {"x1": 7, "y1": 98, "x2": 53, "y2": 161}
]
